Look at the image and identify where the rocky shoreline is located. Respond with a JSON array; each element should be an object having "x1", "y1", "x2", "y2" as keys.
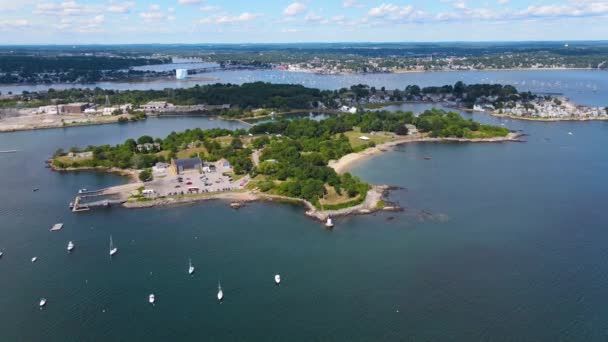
[{"x1": 123, "y1": 185, "x2": 398, "y2": 223}]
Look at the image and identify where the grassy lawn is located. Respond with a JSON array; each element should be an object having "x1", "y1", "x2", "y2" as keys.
[
  {"x1": 176, "y1": 146, "x2": 208, "y2": 159},
  {"x1": 342, "y1": 128, "x2": 395, "y2": 148},
  {"x1": 319, "y1": 185, "x2": 360, "y2": 207},
  {"x1": 55, "y1": 155, "x2": 93, "y2": 164}
]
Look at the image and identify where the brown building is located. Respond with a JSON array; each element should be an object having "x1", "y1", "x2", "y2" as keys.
[{"x1": 62, "y1": 103, "x2": 88, "y2": 114}]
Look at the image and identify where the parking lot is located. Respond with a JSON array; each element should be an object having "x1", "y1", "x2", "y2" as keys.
[{"x1": 145, "y1": 166, "x2": 249, "y2": 198}]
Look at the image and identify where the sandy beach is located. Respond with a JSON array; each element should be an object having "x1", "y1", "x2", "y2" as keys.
[{"x1": 329, "y1": 132, "x2": 524, "y2": 174}]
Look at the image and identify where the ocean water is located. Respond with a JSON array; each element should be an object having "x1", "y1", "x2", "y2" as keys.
[{"x1": 1, "y1": 100, "x2": 608, "y2": 340}]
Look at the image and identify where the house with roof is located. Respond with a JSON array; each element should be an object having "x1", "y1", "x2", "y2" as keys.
[{"x1": 171, "y1": 157, "x2": 202, "y2": 175}]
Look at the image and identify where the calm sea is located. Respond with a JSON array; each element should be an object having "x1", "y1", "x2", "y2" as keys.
[{"x1": 0, "y1": 84, "x2": 608, "y2": 340}]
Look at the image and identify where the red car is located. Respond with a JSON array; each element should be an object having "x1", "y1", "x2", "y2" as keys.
[
  {"x1": 186, "y1": 182, "x2": 193, "y2": 185},
  {"x1": 175, "y1": 185, "x2": 181, "y2": 188}
]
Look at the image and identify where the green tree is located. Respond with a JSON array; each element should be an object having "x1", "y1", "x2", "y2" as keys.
[{"x1": 139, "y1": 169, "x2": 152, "y2": 182}]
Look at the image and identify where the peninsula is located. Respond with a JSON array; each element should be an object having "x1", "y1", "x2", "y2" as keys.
[
  {"x1": 2, "y1": 81, "x2": 605, "y2": 133},
  {"x1": 51, "y1": 108, "x2": 521, "y2": 221}
]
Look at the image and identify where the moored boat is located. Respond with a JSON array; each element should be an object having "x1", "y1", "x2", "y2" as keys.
[
  {"x1": 217, "y1": 282, "x2": 223, "y2": 302},
  {"x1": 109, "y1": 235, "x2": 118, "y2": 256},
  {"x1": 188, "y1": 258, "x2": 195, "y2": 275},
  {"x1": 325, "y1": 216, "x2": 334, "y2": 228}
]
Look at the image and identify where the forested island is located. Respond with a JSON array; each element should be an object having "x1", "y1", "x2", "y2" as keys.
[{"x1": 52, "y1": 108, "x2": 517, "y2": 218}]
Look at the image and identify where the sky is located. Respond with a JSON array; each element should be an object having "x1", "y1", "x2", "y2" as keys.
[{"x1": 0, "y1": 0, "x2": 607, "y2": 44}]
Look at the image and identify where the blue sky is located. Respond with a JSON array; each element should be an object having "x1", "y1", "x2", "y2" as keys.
[{"x1": 1, "y1": 0, "x2": 607, "y2": 44}]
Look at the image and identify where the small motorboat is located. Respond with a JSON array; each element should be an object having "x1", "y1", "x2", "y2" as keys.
[
  {"x1": 31, "y1": 256, "x2": 38, "y2": 263},
  {"x1": 0, "y1": 251, "x2": 3, "y2": 258},
  {"x1": 109, "y1": 235, "x2": 118, "y2": 256},
  {"x1": 217, "y1": 282, "x2": 224, "y2": 302},
  {"x1": 33, "y1": 188, "x2": 39, "y2": 192},
  {"x1": 78, "y1": 188, "x2": 88, "y2": 194},
  {"x1": 274, "y1": 274, "x2": 281, "y2": 285},
  {"x1": 188, "y1": 258, "x2": 195, "y2": 275},
  {"x1": 39, "y1": 298, "x2": 47, "y2": 308},
  {"x1": 149, "y1": 294, "x2": 155, "y2": 305},
  {"x1": 325, "y1": 217, "x2": 334, "y2": 228},
  {"x1": 67, "y1": 241, "x2": 74, "y2": 252}
]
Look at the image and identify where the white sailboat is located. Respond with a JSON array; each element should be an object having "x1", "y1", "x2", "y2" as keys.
[
  {"x1": 188, "y1": 258, "x2": 195, "y2": 275},
  {"x1": 149, "y1": 294, "x2": 155, "y2": 305},
  {"x1": 274, "y1": 274, "x2": 281, "y2": 285},
  {"x1": 31, "y1": 256, "x2": 38, "y2": 263},
  {"x1": 67, "y1": 241, "x2": 74, "y2": 252},
  {"x1": 109, "y1": 235, "x2": 118, "y2": 256},
  {"x1": 39, "y1": 298, "x2": 47, "y2": 308},
  {"x1": 325, "y1": 216, "x2": 334, "y2": 228},
  {"x1": 217, "y1": 282, "x2": 224, "y2": 301},
  {"x1": 0, "y1": 251, "x2": 3, "y2": 258}
]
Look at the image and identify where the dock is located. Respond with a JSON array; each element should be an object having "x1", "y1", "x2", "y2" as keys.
[
  {"x1": 50, "y1": 223, "x2": 63, "y2": 231},
  {"x1": 72, "y1": 187, "x2": 127, "y2": 213}
]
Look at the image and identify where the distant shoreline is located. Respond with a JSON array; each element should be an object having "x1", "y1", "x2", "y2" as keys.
[{"x1": 490, "y1": 113, "x2": 608, "y2": 122}]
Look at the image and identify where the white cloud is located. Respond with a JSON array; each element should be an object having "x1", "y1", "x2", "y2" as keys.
[
  {"x1": 178, "y1": 0, "x2": 201, "y2": 4},
  {"x1": 140, "y1": 5, "x2": 175, "y2": 21},
  {"x1": 0, "y1": 0, "x2": 37, "y2": 11},
  {"x1": 107, "y1": 1, "x2": 135, "y2": 14},
  {"x1": 35, "y1": 1, "x2": 99, "y2": 16},
  {"x1": 305, "y1": 12, "x2": 327, "y2": 23},
  {"x1": 367, "y1": 3, "x2": 420, "y2": 21},
  {"x1": 343, "y1": 0, "x2": 364, "y2": 8},
  {"x1": 200, "y1": 5, "x2": 220, "y2": 11},
  {"x1": 0, "y1": 18, "x2": 30, "y2": 30},
  {"x1": 283, "y1": 2, "x2": 306, "y2": 16},
  {"x1": 498, "y1": 0, "x2": 509, "y2": 5},
  {"x1": 454, "y1": 1, "x2": 466, "y2": 10},
  {"x1": 200, "y1": 12, "x2": 260, "y2": 24}
]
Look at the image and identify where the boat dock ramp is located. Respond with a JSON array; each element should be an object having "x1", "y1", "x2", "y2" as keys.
[{"x1": 71, "y1": 187, "x2": 126, "y2": 213}]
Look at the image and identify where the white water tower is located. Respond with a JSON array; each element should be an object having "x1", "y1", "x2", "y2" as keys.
[{"x1": 176, "y1": 69, "x2": 188, "y2": 80}]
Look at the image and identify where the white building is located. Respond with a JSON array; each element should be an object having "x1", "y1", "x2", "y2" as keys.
[
  {"x1": 176, "y1": 69, "x2": 188, "y2": 80},
  {"x1": 37, "y1": 105, "x2": 62, "y2": 115},
  {"x1": 340, "y1": 105, "x2": 358, "y2": 114},
  {"x1": 152, "y1": 162, "x2": 169, "y2": 174}
]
